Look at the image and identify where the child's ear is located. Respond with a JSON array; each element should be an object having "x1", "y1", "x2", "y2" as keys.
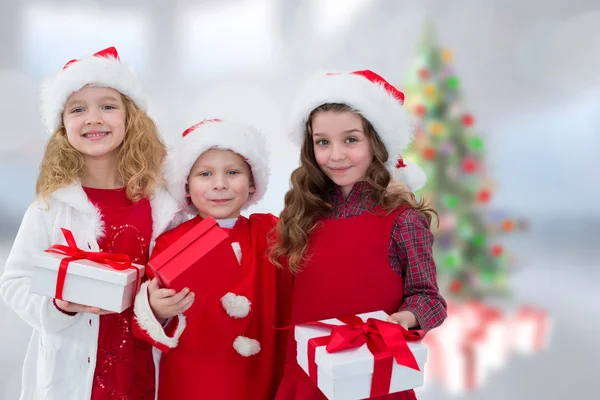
[
  {"x1": 249, "y1": 183, "x2": 256, "y2": 194},
  {"x1": 185, "y1": 183, "x2": 190, "y2": 197}
]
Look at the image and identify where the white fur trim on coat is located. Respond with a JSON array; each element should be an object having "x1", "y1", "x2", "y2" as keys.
[
  {"x1": 233, "y1": 336, "x2": 261, "y2": 357},
  {"x1": 390, "y1": 160, "x2": 427, "y2": 191},
  {"x1": 231, "y1": 242, "x2": 242, "y2": 264},
  {"x1": 40, "y1": 52, "x2": 148, "y2": 133},
  {"x1": 221, "y1": 292, "x2": 251, "y2": 318},
  {"x1": 133, "y1": 280, "x2": 186, "y2": 349},
  {"x1": 164, "y1": 120, "x2": 270, "y2": 213}
]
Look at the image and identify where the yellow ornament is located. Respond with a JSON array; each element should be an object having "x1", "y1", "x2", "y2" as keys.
[
  {"x1": 441, "y1": 49, "x2": 453, "y2": 63},
  {"x1": 430, "y1": 121, "x2": 444, "y2": 135},
  {"x1": 424, "y1": 83, "x2": 436, "y2": 97}
]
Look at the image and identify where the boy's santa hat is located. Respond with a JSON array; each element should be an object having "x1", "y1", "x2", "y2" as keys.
[
  {"x1": 164, "y1": 119, "x2": 270, "y2": 213},
  {"x1": 288, "y1": 70, "x2": 426, "y2": 190},
  {"x1": 40, "y1": 46, "x2": 148, "y2": 133}
]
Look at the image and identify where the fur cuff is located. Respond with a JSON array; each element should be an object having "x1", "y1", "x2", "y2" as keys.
[
  {"x1": 233, "y1": 336, "x2": 261, "y2": 357},
  {"x1": 133, "y1": 280, "x2": 187, "y2": 349},
  {"x1": 221, "y1": 292, "x2": 251, "y2": 318}
]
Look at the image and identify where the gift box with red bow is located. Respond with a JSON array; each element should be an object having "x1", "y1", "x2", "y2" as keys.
[
  {"x1": 422, "y1": 300, "x2": 497, "y2": 395},
  {"x1": 295, "y1": 310, "x2": 428, "y2": 400},
  {"x1": 463, "y1": 301, "x2": 509, "y2": 371},
  {"x1": 30, "y1": 228, "x2": 144, "y2": 313},
  {"x1": 512, "y1": 305, "x2": 552, "y2": 355}
]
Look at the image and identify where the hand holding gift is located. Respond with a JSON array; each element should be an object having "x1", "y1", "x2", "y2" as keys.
[
  {"x1": 387, "y1": 310, "x2": 418, "y2": 330},
  {"x1": 147, "y1": 278, "x2": 195, "y2": 323},
  {"x1": 146, "y1": 217, "x2": 242, "y2": 314},
  {"x1": 55, "y1": 299, "x2": 112, "y2": 315}
]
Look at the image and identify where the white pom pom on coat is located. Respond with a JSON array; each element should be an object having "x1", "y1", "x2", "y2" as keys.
[
  {"x1": 233, "y1": 336, "x2": 261, "y2": 357},
  {"x1": 221, "y1": 293, "x2": 251, "y2": 318}
]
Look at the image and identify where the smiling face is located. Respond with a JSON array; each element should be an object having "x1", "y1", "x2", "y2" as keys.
[
  {"x1": 310, "y1": 109, "x2": 374, "y2": 197},
  {"x1": 62, "y1": 86, "x2": 126, "y2": 164},
  {"x1": 186, "y1": 148, "x2": 256, "y2": 219}
]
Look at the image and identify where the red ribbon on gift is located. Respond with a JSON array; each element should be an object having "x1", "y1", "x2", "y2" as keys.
[
  {"x1": 304, "y1": 315, "x2": 424, "y2": 398},
  {"x1": 462, "y1": 303, "x2": 504, "y2": 390},
  {"x1": 44, "y1": 228, "x2": 139, "y2": 301},
  {"x1": 518, "y1": 306, "x2": 548, "y2": 352}
]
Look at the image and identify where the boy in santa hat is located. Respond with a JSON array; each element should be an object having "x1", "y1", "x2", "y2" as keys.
[{"x1": 133, "y1": 118, "x2": 293, "y2": 399}]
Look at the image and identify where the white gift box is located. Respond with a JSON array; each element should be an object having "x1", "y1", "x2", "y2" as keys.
[
  {"x1": 423, "y1": 303, "x2": 495, "y2": 395},
  {"x1": 512, "y1": 306, "x2": 552, "y2": 355},
  {"x1": 462, "y1": 302, "x2": 509, "y2": 371},
  {"x1": 30, "y1": 252, "x2": 144, "y2": 313},
  {"x1": 423, "y1": 312, "x2": 488, "y2": 395},
  {"x1": 295, "y1": 311, "x2": 428, "y2": 400}
]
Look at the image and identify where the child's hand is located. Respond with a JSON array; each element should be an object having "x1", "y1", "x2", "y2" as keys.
[
  {"x1": 55, "y1": 299, "x2": 112, "y2": 315},
  {"x1": 147, "y1": 278, "x2": 195, "y2": 323},
  {"x1": 387, "y1": 310, "x2": 418, "y2": 330}
]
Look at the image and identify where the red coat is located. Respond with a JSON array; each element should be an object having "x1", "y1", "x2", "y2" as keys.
[{"x1": 133, "y1": 214, "x2": 293, "y2": 400}]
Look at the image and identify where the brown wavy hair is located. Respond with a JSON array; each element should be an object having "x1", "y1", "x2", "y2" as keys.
[
  {"x1": 269, "y1": 103, "x2": 437, "y2": 273},
  {"x1": 36, "y1": 94, "x2": 166, "y2": 202}
]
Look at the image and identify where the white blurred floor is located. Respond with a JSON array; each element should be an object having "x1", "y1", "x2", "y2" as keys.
[{"x1": 0, "y1": 219, "x2": 598, "y2": 400}]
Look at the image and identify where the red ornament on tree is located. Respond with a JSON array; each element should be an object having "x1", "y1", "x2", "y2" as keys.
[
  {"x1": 414, "y1": 104, "x2": 426, "y2": 116},
  {"x1": 491, "y1": 244, "x2": 503, "y2": 257},
  {"x1": 449, "y1": 279, "x2": 463, "y2": 293},
  {"x1": 477, "y1": 189, "x2": 491, "y2": 203},
  {"x1": 462, "y1": 114, "x2": 474, "y2": 127},
  {"x1": 462, "y1": 157, "x2": 478, "y2": 173},
  {"x1": 419, "y1": 68, "x2": 430, "y2": 80},
  {"x1": 423, "y1": 147, "x2": 436, "y2": 160}
]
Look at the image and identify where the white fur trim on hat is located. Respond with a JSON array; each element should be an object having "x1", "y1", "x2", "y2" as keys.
[
  {"x1": 164, "y1": 119, "x2": 270, "y2": 213},
  {"x1": 390, "y1": 160, "x2": 427, "y2": 191},
  {"x1": 288, "y1": 70, "x2": 425, "y2": 189},
  {"x1": 233, "y1": 336, "x2": 261, "y2": 357},
  {"x1": 221, "y1": 292, "x2": 251, "y2": 318},
  {"x1": 40, "y1": 47, "x2": 148, "y2": 133}
]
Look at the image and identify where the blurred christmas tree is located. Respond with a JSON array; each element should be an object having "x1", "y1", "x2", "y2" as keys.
[{"x1": 402, "y1": 22, "x2": 526, "y2": 299}]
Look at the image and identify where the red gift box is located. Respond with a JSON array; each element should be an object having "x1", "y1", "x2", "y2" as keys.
[{"x1": 147, "y1": 217, "x2": 241, "y2": 311}]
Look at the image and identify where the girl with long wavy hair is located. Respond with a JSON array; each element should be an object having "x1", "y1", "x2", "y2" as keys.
[
  {"x1": 0, "y1": 47, "x2": 181, "y2": 400},
  {"x1": 270, "y1": 70, "x2": 448, "y2": 400}
]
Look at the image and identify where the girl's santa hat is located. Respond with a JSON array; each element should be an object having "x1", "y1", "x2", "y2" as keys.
[
  {"x1": 164, "y1": 119, "x2": 270, "y2": 213},
  {"x1": 288, "y1": 70, "x2": 426, "y2": 190},
  {"x1": 40, "y1": 46, "x2": 148, "y2": 133}
]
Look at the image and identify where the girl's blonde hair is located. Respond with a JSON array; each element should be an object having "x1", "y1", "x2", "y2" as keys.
[
  {"x1": 268, "y1": 103, "x2": 437, "y2": 273},
  {"x1": 36, "y1": 94, "x2": 166, "y2": 201}
]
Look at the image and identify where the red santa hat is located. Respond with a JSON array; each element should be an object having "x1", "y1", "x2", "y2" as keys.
[
  {"x1": 288, "y1": 70, "x2": 426, "y2": 190},
  {"x1": 40, "y1": 46, "x2": 148, "y2": 133},
  {"x1": 164, "y1": 119, "x2": 270, "y2": 213}
]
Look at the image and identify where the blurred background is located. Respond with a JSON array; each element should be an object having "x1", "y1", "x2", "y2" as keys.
[{"x1": 0, "y1": 0, "x2": 599, "y2": 399}]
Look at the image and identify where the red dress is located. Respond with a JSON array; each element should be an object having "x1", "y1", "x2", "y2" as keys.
[
  {"x1": 143, "y1": 214, "x2": 292, "y2": 400},
  {"x1": 276, "y1": 205, "x2": 417, "y2": 400},
  {"x1": 83, "y1": 187, "x2": 156, "y2": 400}
]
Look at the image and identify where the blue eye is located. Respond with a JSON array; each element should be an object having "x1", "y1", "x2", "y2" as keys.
[
  {"x1": 315, "y1": 139, "x2": 329, "y2": 146},
  {"x1": 102, "y1": 105, "x2": 116, "y2": 110},
  {"x1": 199, "y1": 171, "x2": 211, "y2": 177},
  {"x1": 70, "y1": 108, "x2": 84, "y2": 113},
  {"x1": 227, "y1": 170, "x2": 239, "y2": 175},
  {"x1": 345, "y1": 137, "x2": 358, "y2": 143}
]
